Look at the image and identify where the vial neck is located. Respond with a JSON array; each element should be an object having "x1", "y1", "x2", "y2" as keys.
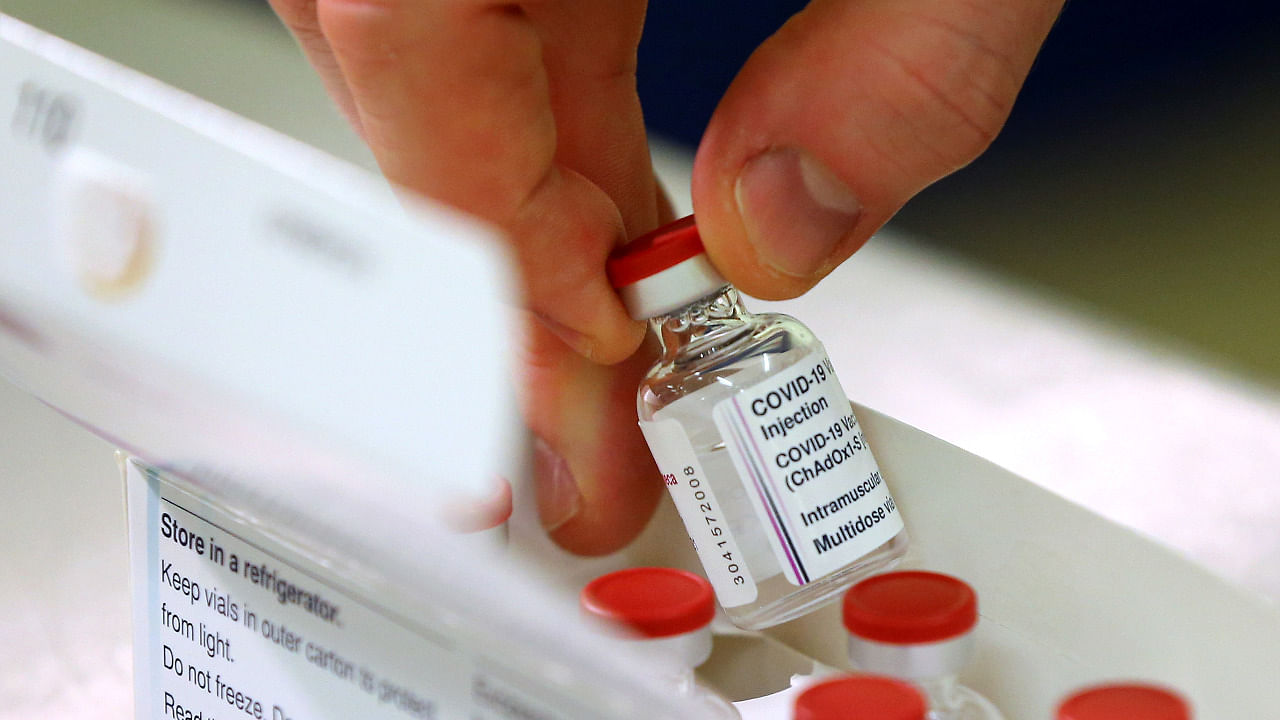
[
  {"x1": 916, "y1": 675, "x2": 963, "y2": 715},
  {"x1": 650, "y1": 284, "x2": 748, "y2": 359},
  {"x1": 662, "y1": 666, "x2": 698, "y2": 694}
]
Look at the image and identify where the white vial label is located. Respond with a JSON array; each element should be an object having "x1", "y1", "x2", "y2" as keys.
[
  {"x1": 712, "y1": 351, "x2": 903, "y2": 586},
  {"x1": 639, "y1": 419, "x2": 759, "y2": 607}
]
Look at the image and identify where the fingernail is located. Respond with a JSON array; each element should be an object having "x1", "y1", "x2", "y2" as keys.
[
  {"x1": 735, "y1": 147, "x2": 862, "y2": 278},
  {"x1": 534, "y1": 312, "x2": 595, "y2": 361},
  {"x1": 437, "y1": 476, "x2": 513, "y2": 534},
  {"x1": 533, "y1": 436, "x2": 581, "y2": 532}
]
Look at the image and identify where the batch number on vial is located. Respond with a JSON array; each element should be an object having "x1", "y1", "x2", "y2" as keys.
[{"x1": 668, "y1": 465, "x2": 746, "y2": 588}]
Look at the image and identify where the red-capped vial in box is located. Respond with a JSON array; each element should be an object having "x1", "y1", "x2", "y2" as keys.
[
  {"x1": 581, "y1": 567, "x2": 738, "y2": 719},
  {"x1": 793, "y1": 674, "x2": 927, "y2": 720},
  {"x1": 1056, "y1": 683, "x2": 1192, "y2": 720},
  {"x1": 843, "y1": 571, "x2": 1003, "y2": 719},
  {"x1": 609, "y1": 216, "x2": 908, "y2": 631}
]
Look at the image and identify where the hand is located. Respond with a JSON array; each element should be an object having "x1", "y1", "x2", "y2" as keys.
[
  {"x1": 269, "y1": 0, "x2": 1062, "y2": 555},
  {"x1": 691, "y1": 0, "x2": 1064, "y2": 299}
]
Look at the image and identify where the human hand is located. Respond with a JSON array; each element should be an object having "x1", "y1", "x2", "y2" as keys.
[
  {"x1": 268, "y1": 0, "x2": 1062, "y2": 556},
  {"x1": 690, "y1": 0, "x2": 1064, "y2": 299}
]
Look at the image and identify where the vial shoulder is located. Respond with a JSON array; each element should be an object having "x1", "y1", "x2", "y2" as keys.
[
  {"x1": 741, "y1": 310, "x2": 823, "y2": 351},
  {"x1": 638, "y1": 314, "x2": 826, "y2": 421},
  {"x1": 946, "y1": 686, "x2": 1006, "y2": 720}
]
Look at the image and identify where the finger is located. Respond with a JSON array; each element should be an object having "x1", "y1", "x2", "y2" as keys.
[
  {"x1": 692, "y1": 0, "x2": 1064, "y2": 300},
  {"x1": 523, "y1": 318, "x2": 664, "y2": 555},
  {"x1": 437, "y1": 477, "x2": 513, "y2": 534},
  {"x1": 526, "y1": 0, "x2": 662, "y2": 238},
  {"x1": 268, "y1": 0, "x2": 365, "y2": 134},
  {"x1": 316, "y1": 0, "x2": 644, "y2": 362}
]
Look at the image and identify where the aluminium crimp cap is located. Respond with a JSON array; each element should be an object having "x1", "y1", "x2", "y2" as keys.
[
  {"x1": 606, "y1": 215, "x2": 728, "y2": 320},
  {"x1": 843, "y1": 571, "x2": 979, "y2": 644}
]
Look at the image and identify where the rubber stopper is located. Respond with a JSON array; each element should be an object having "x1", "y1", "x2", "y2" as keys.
[
  {"x1": 606, "y1": 215, "x2": 704, "y2": 288},
  {"x1": 580, "y1": 567, "x2": 715, "y2": 638},
  {"x1": 794, "y1": 675, "x2": 927, "y2": 720},
  {"x1": 1057, "y1": 684, "x2": 1191, "y2": 720},
  {"x1": 843, "y1": 571, "x2": 978, "y2": 644}
]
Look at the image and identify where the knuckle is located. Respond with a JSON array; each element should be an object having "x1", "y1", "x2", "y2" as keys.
[
  {"x1": 870, "y1": 12, "x2": 1023, "y2": 170},
  {"x1": 313, "y1": 0, "x2": 402, "y2": 42},
  {"x1": 312, "y1": 0, "x2": 414, "y2": 71},
  {"x1": 268, "y1": 0, "x2": 317, "y2": 26}
]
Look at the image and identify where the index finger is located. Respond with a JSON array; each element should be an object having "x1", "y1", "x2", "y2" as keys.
[{"x1": 316, "y1": 0, "x2": 650, "y2": 362}]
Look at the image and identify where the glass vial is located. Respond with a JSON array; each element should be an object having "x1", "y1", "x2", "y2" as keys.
[
  {"x1": 580, "y1": 567, "x2": 740, "y2": 719},
  {"x1": 1056, "y1": 683, "x2": 1192, "y2": 720},
  {"x1": 793, "y1": 675, "x2": 928, "y2": 720},
  {"x1": 843, "y1": 571, "x2": 1004, "y2": 720},
  {"x1": 606, "y1": 216, "x2": 908, "y2": 630}
]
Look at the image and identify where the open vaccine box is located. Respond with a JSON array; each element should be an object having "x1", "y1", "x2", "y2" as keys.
[{"x1": 3, "y1": 15, "x2": 1279, "y2": 719}]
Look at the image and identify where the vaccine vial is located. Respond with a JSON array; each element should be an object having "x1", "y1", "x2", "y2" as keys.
[
  {"x1": 606, "y1": 215, "x2": 908, "y2": 630},
  {"x1": 1056, "y1": 683, "x2": 1192, "y2": 720},
  {"x1": 580, "y1": 567, "x2": 740, "y2": 719},
  {"x1": 842, "y1": 571, "x2": 1004, "y2": 720},
  {"x1": 793, "y1": 675, "x2": 927, "y2": 720}
]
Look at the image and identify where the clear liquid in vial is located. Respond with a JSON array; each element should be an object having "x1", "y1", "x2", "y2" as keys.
[{"x1": 640, "y1": 287, "x2": 908, "y2": 629}]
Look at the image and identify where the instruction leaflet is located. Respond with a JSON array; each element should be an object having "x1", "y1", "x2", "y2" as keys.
[{"x1": 126, "y1": 460, "x2": 576, "y2": 720}]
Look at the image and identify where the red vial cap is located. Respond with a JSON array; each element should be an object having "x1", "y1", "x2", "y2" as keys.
[
  {"x1": 580, "y1": 567, "x2": 715, "y2": 638},
  {"x1": 1057, "y1": 684, "x2": 1191, "y2": 720},
  {"x1": 843, "y1": 571, "x2": 978, "y2": 644},
  {"x1": 606, "y1": 215, "x2": 704, "y2": 288},
  {"x1": 794, "y1": 675, "x2": 927, "y2": 720}
]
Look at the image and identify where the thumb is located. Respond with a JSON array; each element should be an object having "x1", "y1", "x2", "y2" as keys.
[{"x1": 691, "y1": 0, "x2": 1063, "y2": 300}]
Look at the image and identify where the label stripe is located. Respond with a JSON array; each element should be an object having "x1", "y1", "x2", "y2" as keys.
[
  {"x1": 728, "y1": 398, "x2": 810, "y2": 584},
  {"x1": 722, "y1": 413, "x2": 804, "y2": 584}
]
